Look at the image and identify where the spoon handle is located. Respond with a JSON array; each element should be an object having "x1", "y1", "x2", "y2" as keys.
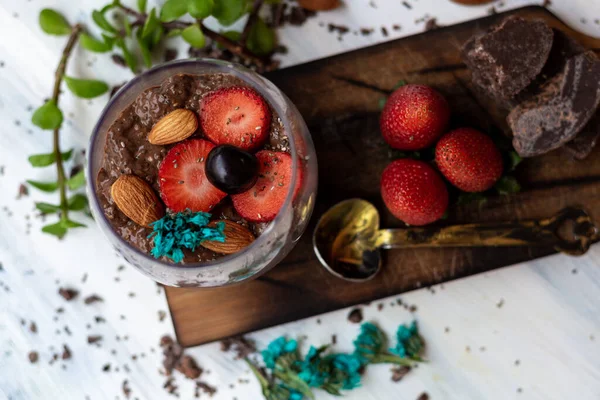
[{"x1": 376, "y1": 207, "x2": 598, "y2": 256}]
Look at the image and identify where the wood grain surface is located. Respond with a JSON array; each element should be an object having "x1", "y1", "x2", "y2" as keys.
[{"x1": 166, "y1": 6, "x2": 600, "y2": 347}]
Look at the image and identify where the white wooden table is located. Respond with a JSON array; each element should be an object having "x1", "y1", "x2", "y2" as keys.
[{"x1": 1, "y1": 1, "x2": 600, "y2": 399}]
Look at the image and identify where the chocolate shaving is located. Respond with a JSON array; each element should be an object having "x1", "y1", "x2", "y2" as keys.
[
  {"x1": 58, "y1": 287, "x2": 79, "y2": 301},
  {"x1": 176, "y1": 355, "x2": 202, "y2": 379},
  {"x1": 84, "y1": 294, "x2": 103, "y2": 304},
  {"x1": 87, "y1": 335, "x2": 103, "y2": 344},
  {"x1": 122, "y1": 380, "x2": 131, "y2": 399},
  {"x1": 391, "y1": 366, "x2": 411, "y2": 382},
  {"x1": 28, "y1": 351, "x2": 39, "y2": 363},
  {"x1": 196, "y1": 381, "x2": 217, "y2": 397},
  {"x1": 17, "y1": 184, "x2": 28, "y2": 199},
  {"x1": 219, "y1": 336, "x2": 256, "y2": 359},
  {"x1": 348, "y1": 308, "x2": 363, "y2": 323},
  {"x1": 29, "y1": 322, "x2": 37, "y2": 334},
  {"x1": 61, "y1": 344, "x2": 72, "y2": 360}
]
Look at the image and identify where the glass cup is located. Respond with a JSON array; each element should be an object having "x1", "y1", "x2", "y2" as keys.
[{"x1": 87, "y1": 59, "x2": 317, "y2": 287}]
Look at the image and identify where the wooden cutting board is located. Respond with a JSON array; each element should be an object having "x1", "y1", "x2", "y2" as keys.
[{"x1": 166, "y1": 6, "x2": 600, "y2": 347}]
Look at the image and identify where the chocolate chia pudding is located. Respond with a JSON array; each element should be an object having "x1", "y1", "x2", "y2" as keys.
[{"x1": 96, "y1": 73, "x2": 290, "y2": 264}]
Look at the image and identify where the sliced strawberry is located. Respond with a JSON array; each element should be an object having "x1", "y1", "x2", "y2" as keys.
[
  {"x1": 232, "y1": 151, "x2": 298, "y2": 222},
  {"x1": 200, "y1": 86, "x2": 271, "y2": 152},
  {"x1": 158, "y1": 139, "x2": 227, "y2": 213}
]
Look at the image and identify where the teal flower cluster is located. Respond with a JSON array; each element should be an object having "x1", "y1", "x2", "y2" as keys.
[
  {"x1": 390, "y1": 321, "x2": 424, "y2": 359},
  {"x1": 147, "y1": 211, "x2": 226, "y2": 263},
  {"x1": 248, "y1": 321, "x2": 425, "y2": 400}
]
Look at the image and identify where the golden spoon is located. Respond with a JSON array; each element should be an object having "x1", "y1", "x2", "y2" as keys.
[{"x1": 312, "y1": 199, "x2": 598, "y2": 282}]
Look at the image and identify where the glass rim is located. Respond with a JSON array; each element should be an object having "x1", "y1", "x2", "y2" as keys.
[{"x1": 86, "y1": 58, "x2": 302, "y2": 271}]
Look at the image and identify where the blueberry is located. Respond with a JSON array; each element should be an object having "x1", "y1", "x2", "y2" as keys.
[{"x1": 205, "y1": 145, "x2": 259, "y2": 194}]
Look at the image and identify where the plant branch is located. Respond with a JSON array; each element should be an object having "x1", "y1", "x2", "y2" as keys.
[
  {"x1": 53, "y1": 23, "x2": 83, "y2": 221},
  {"x1": 240, "y1": 0, "x2": 264, "y2": 44},
  {"x1": 116, "y1": 3, "x2": 270, "y2": 71}
]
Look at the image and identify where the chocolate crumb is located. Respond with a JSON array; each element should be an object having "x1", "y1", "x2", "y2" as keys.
[
  {"x1": 111, "y1": 54, "x2": 127, "y2": 68},
  {"x1": 543, "y1": 0, "x2": 552, "y2": 6},
  {"x1": 360, "y1": 28, "x2": 374, "y2": 36},
  {"x1": 425, "y1": 18, "x2": 440, "y2": 31},
  {"x1": 164, "y1": 48, "x2": 178, "y2": 62},
  {"x1": 102, "y1": 363, "x2": 111, "y2": 372},
  {"x1": 94, "y1": 316, "x2": 106, "y2": 323},
  {"x1": 81, "y1": 273, "x2": 88, "y2": 283},
  {"x1": 17, "y1": 184, "x2": 28, "y2": 199},
  {"x1": 316, "y1": 318, "x2": 321, "y2": 324},
  {"x1": 517, "y1": 387, "x2": 523, "y2": 393},
  {"x1": 331, "y1": 334, "x2": 337, "y2": 345},
  {"x1": 444, "y1": 327, "x2": 450, "y2": 333},
  {"x1": 401, "y1": 1, "x2": 412, "y2": 9},
  {"x1": 122, "y1": 380, "x2": 132, "y2": 398},
  {"x1": 84, "y1": 294, "x2": 103, "y2": 304},
  {"x1": 328, "y1": 23, "x2": 350, "y2": 35},
  {"x1": 497, "y1": 299, "x2": 504, "y2": 308},
  {"x1": 158, "y1": 310, "x2": 167, "y2": 322},
  {"x1": 219, "y1": 336, "x2": 256, "y2": 359},
  {"x1": 163, "y1": 377, "x2": 179, "y2": 396},
  {"x1": 28, "y1": 351, "x2": 39, "y2": 363},
  {"x1": 64, "y1": 326, "x2": 72, "y2": 336},
  {"x1": 58, "y1": 287, "x2": 79, "y2": 301},
  {"x1": 348, "y1": 308, "x2": 363, "y2": 323},
  {"x1": 61, "y1": 344, "x2": 72, "y2": 360},
  {"x1": 29, "y1": 322, "x2": 37, "y2": 334},
  {"x1": 409, "y1": 305, "x2": 418, "y2": 313},
  {"x1": 417, "y1": 393, "x2": 429, "y2": 400},
  {"x1": 515, "y1": 359, "x2": 520, "y2": 366},
  {"x1": 87, "y1": 335, "x2": 103, "y2": 344},
  {"x1": 176, "y1": 355, "x2": 202, "y2": 379},
  {"x1": 381, "y1": 27, "x2": 388, "y2": 37},
  {"x1": 391, "y1": 365, "x2": 411, "y2": 382},
  {"x1": 377, "y1": 303, "x2": 384, "y2": 311},
  {"x1": 393, "y1": 24, "x2": 401, "y2": 31},
  {"x1": 110, "y1": 83, "x2": 125, "y2": 98},
  {"x1": 196, "y1": 381, "x2": 217, "y2": 396}
]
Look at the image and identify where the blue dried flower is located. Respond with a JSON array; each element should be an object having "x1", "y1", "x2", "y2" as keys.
[
  {"x1": 353, "y1": 322, "x2": 385, "y2": 366},
  {"x1": 329, "y1": 353, "x2": 362, "y2": 390},
  {"x1": 297, "y1": 346, "x2": 329, "y2": 387},
  {"x1": 262, "y1": 337, "x2": 298, "y2": 369},
  {"x1": 389, "y1": 321, "x2": 423, "y2": 358},
  {"x1": 148, "y1": 211, "x2": 225, "y2": 263}
]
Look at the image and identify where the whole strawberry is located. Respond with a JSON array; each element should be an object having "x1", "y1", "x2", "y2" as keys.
[
  {"x1": 435, "y1": 127, "x2": 503, "y2": 192},
  {"x1": 381, "y1": 159, "x2": 449, "y2": 226},
  {"x1": 380, "y1": 84, "x2": 450, "y2": 150}
]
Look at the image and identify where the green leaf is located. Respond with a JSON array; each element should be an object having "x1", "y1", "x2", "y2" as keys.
[
  {"x1": 67, "y1": 170, "x2": 86, "y2": 191},
  {"x1": 42, "y1": 221, "x2": 68, "y2": 239},
  {"x1": 68, "y1": 194, "x2": 88, "y2": 211},
  {"x1": 151, "y1": 25, "x2": 164, "y2": 46},
  {"x1": 182, "y1": 24, "x2": 205, "y2": 49},
  {"x1": 27, "y1": 180, "x2": 59, "y2": 193},
  {"x1": 124, "y1": 17, "x2": 133, "y2": 37},
  {"x1": 79, "y1": 33, "x2": 113, "y2": 52},
  {"x1": 188, "y1": 0, "x2": 214, "y2": 19},
  {"x1": 212, "y1": 0, "x2": 246, "y2": 26},
  {"x1": 378, "y1": 97, "x2": 387, "y2": 111},
  {"x1": 36, "y1": 202, "x2": 61, "y2": 214},
  {"x1": 32, "y1": 100, "x2": 63, "y2": 130},
  {"x1": 246, "y1": 17, "x2": 276, "y2": 55},
  {"x1": 137, "y1": 0, "x2": 147, "y2": 13},
  {"x1": 218, "y1": 30, "x2": 241, "y2": 48},
  {"x1": 166, "y1": 28, "x2": 183, "y2": 38},
  {"x1": 28, "y1": 149, "x2": 73, "y2": 167},
  {"x1": 39, "y1": 9, "x2": 71, "y2": 35},
  {"x1": 393, "y1": 80, "x2": 407, "y2": 90},
  {"x1": 64, "y1": 76, "x2": 109, "y2": 99},
  {"x1": 136, "y1": 32, "x2": 153, "y2": 68},
  {"x1": 142, "y1": 8, "x2": 159, "y2": 38},
  {"x1": 495, "y1": 176, "x2": 521, "y2": 195},
  {"x1": 92, "y1": 10, "x2": 117, "y2": 33},
  {"x1": 507, "y1": 151, "x2": 522, "y2": 171},
  {"x1": 160, "y1": 0, "x2": 188, "y2": 22},
  {"x1": 63, "y1": 219, "x2": 87, "y2": 228},
  {"x1": 116, "y1": 38, "x2": 137, "y2": 73}
]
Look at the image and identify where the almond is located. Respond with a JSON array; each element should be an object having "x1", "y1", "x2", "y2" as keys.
[
  {"x1": 110, "y1": 175, "x2": 165, "y2": 227},
  {"x1": 148, "y1": 109, "x2": 198, "y2": 145},
  {"x1": 201, "y1": 220, "x2": 255, "y2": 254},
  {"x1": 298, "y1": 0, "x2": 341, "y2": 11}
]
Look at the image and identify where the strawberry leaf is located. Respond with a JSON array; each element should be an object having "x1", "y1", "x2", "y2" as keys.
[
  {"x1": 142, "y1": 8, "x2": 159, "y2": 38},
  {"x1": 63, "y1": 219, "x2": 86, "y2": 228},
  {"x1": 64, "y1": 76, "x2": 109, "y2": 99},
  {"x1": 32, "y1": 100, "x2": 63, "y2": 130},
  {"x1": 39, "y1": 9, "x2": 71, "y2": 36},
  {"x1": 212, "y1": 0, "x2": 246, "y2": 26},
  {"x1": 92, "y1": 10, "x2": 117, "y2": 33},
  {"x1": 495, "y1": 176, "x2": 520, "y2": 195},
  {"x1": 137, "y1": 0, "x2": 147, "y2": 13}
]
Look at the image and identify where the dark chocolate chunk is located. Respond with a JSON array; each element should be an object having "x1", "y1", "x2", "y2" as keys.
[
  {"x1": 391, "y1": 365, "x2": 411, "y2": 382},
  {"x1": 564, "y1": 112, "x2": 600, "y2": 159},
  {"x1": 84, "y1": 294, "x2": 103, "y2": 304},
  {"x1": 58, "y1": 287, "x2": 79, "y2": 301},
  {"x1": 175, "y1": 355, "x2": 202, "y2": 379},
  {"x1": 347, "y1": 308, "x2": 363, "y2": 323},
  {"x1": 462, "y1": 16, "x2": 553, "y2": 99},
  {"x1": 508, "y1": 51, "x2": 600, "y2": 157},
  {"x1": 28, "y1": 351, "x2": 39, "y2": 363}
]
